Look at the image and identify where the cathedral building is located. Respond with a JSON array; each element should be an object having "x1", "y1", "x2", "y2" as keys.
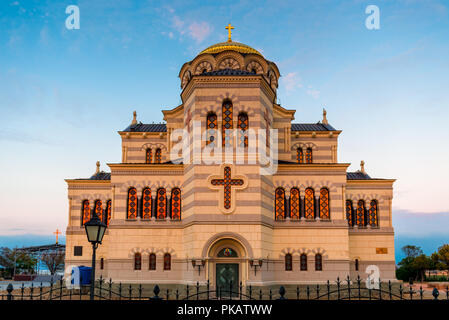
[{"x1": 65, "y1": 26, "x2": 396, "y2": 288}]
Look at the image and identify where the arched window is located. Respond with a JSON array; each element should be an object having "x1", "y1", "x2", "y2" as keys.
[
  {"x1": 346, "y1": 200, "x2": 354, "y2": 227},
  {"x1": 141, "y1": 188, "x2": 152, "y2": 220},
  {"x1": 217, "y1": 248, "x2": 238, "y2": 257},
  {"x1": 369, "y1": 200, "x2": 378, "y2": 227},
  {"x1": 319, "y1": 188, "x2": 330, "y2": 220},
  {"x1": 222, "y1": 100, "x2": 233, "y2": 147},
  {"x1": 134, "y1": 253, "x2": 142, "y2": 270},
  {"x1": 304, "y1": 188, "x2": 315, "y2": 219},
  {"x1": 164, "y1": 253, "x2": 171, "y2": 271},
  {"x1": 305, "y1": 148, "x2": 313, "y2": 163},
  {"x1": 149, "y1": 253, "x2": 156, "y2": 270},
  {"x1": 315, "y1": 254, "x2": 322, "y2": 271},
  {"x1": 296, "y1": 148, "x2": 304, "y2": 164},
  {"x1": 171, "y1": 188, "x2": 181, "y2": 220},
  {"x1": 155, "y1": 148, "x2": 162, "y2": 163},
  {"x1": 355, "y1": 259, "x2": 359, "y2": 271},
  {"x1": 356, "y1": 200, "x2": 366, "y2": 227},
  {"x1": 285, "y1": 253, "x2": 292, "y2": 271},
  {"x1": 145, "y1": 148, "x2": 152, "y2": 164},
  {"x1": 290, "y1": 188, "x2": 300, "y2": 220},
  {"x1": 127, "y1": 187, "x2": 138, "y2": 220},
  {"x1": 275, "y1": 188, "x2": 285, "y2": 220},
  {"x1": 82, "y1": 200, "x2": 90, "y2": 226},
  {"x1": 237, "y1": 112, "x2": 248, "y2": 148},
  {"x1": 156, "y1": 188, "x2": 167, "y2": 219},
  {"x1": 206, "y1": 112, "x2": 217, "y2": 146},
  {"x1": 94, "y1": 200, "x2": 103, "y2": 222},
  {"x1": 105, "y1": 200, "x2": 112, "y2": 226},
  {"x1": 300, "y1": 254, "x2": 308, "y2": 271}
]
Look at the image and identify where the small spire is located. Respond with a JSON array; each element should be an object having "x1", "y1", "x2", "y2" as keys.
[
  {"x1": 96, "y1": 161, "x2": 100, "y2": 174},
  {"x1": 360, "y1": 160, "x2": 365, "y2": 174},
  {"x1": 322, "y1": 108, "x2": 328, "y2": 125},
  {"x1": 131, "y1": 110, "x2": 137, "y2": 125}
]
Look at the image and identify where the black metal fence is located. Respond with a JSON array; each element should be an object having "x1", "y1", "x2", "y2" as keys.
[{"x1": 1, "y1": 276, "x2": 448, "y2": 301}]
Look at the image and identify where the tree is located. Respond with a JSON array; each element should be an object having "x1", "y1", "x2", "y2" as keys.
[
  {"x1": 431, "y1": 244, "x2": 449, "y2": 272},
  {"x1": 0, "y1": 247, "x2": 36, "y2": 278},
  {"x1": 41, "y1": 250, "x2": 65, "y2": 275},
  {"x1": 402, "y1": 245, "x2": 423, "y2": 259}
]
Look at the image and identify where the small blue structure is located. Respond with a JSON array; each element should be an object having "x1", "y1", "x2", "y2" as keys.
[{"x1": 71, "y1": 266, "x2": 91, "y2": 286}]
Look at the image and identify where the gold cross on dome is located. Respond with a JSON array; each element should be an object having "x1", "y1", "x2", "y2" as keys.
[{"x1": 225, "y1": 23, "x2": 234, "y2": 42}]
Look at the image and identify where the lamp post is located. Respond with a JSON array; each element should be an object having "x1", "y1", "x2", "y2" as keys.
[
  {"x1": 249, "y1": 259, "x2": 263, "y2": 276},
  {"x1": 191, "y1": 259, "x2": 206, "y2": 275},
  {"x1": 84, "y1": 213, "x2": 107, "y2": 300}
]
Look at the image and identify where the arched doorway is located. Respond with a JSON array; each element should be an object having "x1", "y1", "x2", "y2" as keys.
[{"x1": 207, "y1": 238, "x2": 247, "y2": 293}]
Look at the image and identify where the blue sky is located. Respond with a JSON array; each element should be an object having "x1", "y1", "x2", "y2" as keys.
[{"x1": 0, "y1": 0, "x2": 448, "y2": 257}]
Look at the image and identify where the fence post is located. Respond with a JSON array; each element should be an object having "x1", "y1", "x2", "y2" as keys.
[
  {"x1": 229, "y1": 280, "x2": 232, "y2": 300},
  {"x1": 207, "y1": 280, "x2": 210, "y2": 300},
  {"x1": 269, "y1": 288, "x2": 272, "y2": 300},
  {"x1": 129, "y1": 284, "x2": 132, "y2": 300},
  {"x1": 176, "y1": 288, "x2": 179, "y2": 300},
  {"x1": 297, "y1": 285, "x2": 300, "y2": 300},
  {"x1": 389, "y1": 281, "x2": 393, "y2": 300},
  {"x1": 119, "y1": 282, "x2": 122, "y2": 300},
  {"x1": 409, "y1": 282, "x2": 413, "y2": 300},
  {"x1": 306, "y1": 285, "x2": 310, "y2": 300},
  {"x1": 336, "y1": 277, "x2": 340, "y2": 300},
  {"x1": 166, "y1": 289, "x2": 169, "y2": 300},
  {"x1": 346, "y1": 276, "x2": 351, "y2": 301},
  {"x1": 316, "y1": 284, "x2": 320, "y2": 299},
  {"x1": 432, "y1": 288, "x2": 439, "y2": 300},
  {"x1": 59, "y1": 279, "x2": 63, "y2": 301},
  {"x1": 21, "y1": 283, "x2": 24, "y2": 300},
  {"x1": 196, "y1": 281, "x2": 199, "y2": 300},
  {"x1": 6, "y1": 284, "x2": 13, "y2": 301},
  {"x1": 239, "y1": 281, "x2": 242, "y2": 300},
  {"x1": 419, "y1": 286, "x2": 423, "y2": 300},
  {"x1": 49, "y1": 281, "x2": 53, "y2": 300},
  {"x1": 249, "y1": 285, "x2": 252, "y2": 300},
  {"x1": 99, "y1": 277, "x2": 103, "y2": 300},
  {"x1": 399, "y1": 284, "x2": 403, "y2": 300},
  {"x1": 278, "y1": 286, "x2": 286, "y2": 300},
  {"x1": 327, "y1": 281, "x2": 330, "y2": 300},
  {"x1": 357, "y1": 276, "x2": 361, "y2": 300},
  {"x1": 139, "y1": 284, "x2": 142, "y2": 300},
  {"x1": 151, "y1": 285, "x2": 162, "y2": 300},
  {"x1": 186, "y1": 284, "x2": 189, "y2": 300},
  {"x1": 30, "y1": 282, "x2": 34, "y2": 300},
  {"x1": 259, "y1": 289, "x2": 262, "y2": 300},
  {"x1": 109, "y1": 278, "x2": 112, "y2": 300}
]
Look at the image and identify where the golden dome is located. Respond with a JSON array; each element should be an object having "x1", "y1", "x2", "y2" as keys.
[{"x1": 198, "y1": 41, "x2": 263, "y2": 57}]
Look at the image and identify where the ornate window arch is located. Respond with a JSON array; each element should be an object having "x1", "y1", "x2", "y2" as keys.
[
  {"x1": 141, "y1": 188, "x2": 152, "y2": 220},
  {"x1": 94, "y1": 200, "x2": 103, "y2": 222},
  {"x1": 156, "y1": 188, "x2": 167, "y2": 219},
  {"x1": 127, "y1": 187, "x2": 138, "y2": 220},
  {"x1": 315, "y1": 253, "x2": 323, "y2": 271},
  {"x1": 145, "y1": 148, "x2": 152, "y2": 164},
  {"x1": 346, "y1": 200, "x2": 354, "y2": 227},
  {"x1": 164, "y1": 253, "x2": 171, "y2": 271},
  {"x1": 275, "y1": 187, "x2": 285, "y2": 220},
  {"x1": 171, "y1": 188, "x2": 181, "y2": 220},
  {"x1": 319, "y1": 188, "x2": 330, "y2": 220},
  {"x1": 290, "y1": 188, "x2": 300, "y2": 220},
  {"x1": 149, "y1": 253, "x2": 156, "y2": 270},
  {"x1": 300, "y1": 254, "x2": 308, "y2": 271},
  {"x1": 155, "y1": 148, "x2": 162, "y2": 163},
  {"x1": 81, "y1": 200, "x2": 90, "y2": 226},
  {"x1": 296, "y1": 147, "x2": 304, "y2": 164},
  {"x1": 237, "y1": 112, "x2": 248, "y2": 148},
  {"x1": 304, "y1": 188, "x2": 315, "y2": 219},
  {"x1": 206, "y1": 112, "x2": 217, "y2": 146},
  {"x1": 105, "y1": 200, "x2": 111, "y2": 226},
  {"x1": 222, "y1": 100, "x2": 233, "y2": 147},
  {"x1": 134, "y1": 252, "x2": 142, "y2": 270},
  {"x1": 356, "y1": 200, "x2": 366, "y2": 227},
  {"x1": 369, "y1": 200, "x2": 378, "y2": 227},
  {"x1": 285, "y1": 253, "x2": 292, "y2": 271},
  {"x1": 305, "y1": 148, "x2": 313, "y2": 163}
]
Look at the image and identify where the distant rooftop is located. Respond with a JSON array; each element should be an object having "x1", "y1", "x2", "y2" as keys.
[{"x1": 347, "y1": 171, "x2": 372, "y2": 180}]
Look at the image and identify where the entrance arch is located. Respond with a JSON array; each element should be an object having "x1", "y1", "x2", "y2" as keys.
[{"x1": 203, "y1": 234, "x2": 251, "y2": 290}]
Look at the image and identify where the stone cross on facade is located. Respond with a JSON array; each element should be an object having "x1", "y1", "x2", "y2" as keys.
[{"x1": 208, "y1": 165, "x2": 248, "y2": 214}]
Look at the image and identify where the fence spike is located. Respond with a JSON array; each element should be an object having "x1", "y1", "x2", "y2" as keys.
[
  {"x1": 278, "y1": 286, "x2": 286, "y2": 300},
  {"x1": 296, "y1": 285, "x2": 300, "y2": 300}
]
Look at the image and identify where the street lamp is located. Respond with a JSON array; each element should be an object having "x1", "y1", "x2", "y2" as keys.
[
  {"x1": 249, "y1": 259, "x2": 263, "y2": 276},
  {"x1": 84, "y1": 213, "x2": 107, "y2": 300}
]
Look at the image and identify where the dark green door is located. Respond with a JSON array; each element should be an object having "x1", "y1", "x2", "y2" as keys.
[{"x1": 216, "y1": 263, "x2": 239, "y2": 296}]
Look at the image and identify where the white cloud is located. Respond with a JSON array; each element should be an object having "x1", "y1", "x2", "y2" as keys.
[
  {"x1": 306, "y1": 86, "x2": 320, "y2": 99},
  {"x1": 281, "y1": 72, "x2": 303, "y2": 92},
  {"x1": 188, "y1": 22, "x2": 212, "y2": 43}
]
